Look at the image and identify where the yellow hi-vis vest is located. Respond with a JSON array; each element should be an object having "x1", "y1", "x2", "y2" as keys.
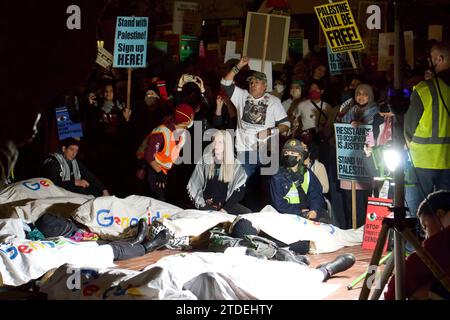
[
  {"x1": 283, "y1": 171, "x2": 310, "y2": 204},
  {"x1": 410, "y1": 78, "x2": 450, "y2": 169}
]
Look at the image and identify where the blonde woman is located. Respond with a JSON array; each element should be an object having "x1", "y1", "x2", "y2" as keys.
[{"x1": 187, "y1": 130, "x2": 250, "y2": 215}]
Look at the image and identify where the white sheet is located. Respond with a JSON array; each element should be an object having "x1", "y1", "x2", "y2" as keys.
[
  {"x1": 0, "y1": 178, "x2": 93, "y2": 204},
  {"x1": 0, "y1": 237, "x2": 114, "y2": 286},
  {"x1": 39, "y1": 252, "x2": 339, "y2": 300},
  {"x1": 72, "y1": 195, "x2": 182, "y2": 239}
]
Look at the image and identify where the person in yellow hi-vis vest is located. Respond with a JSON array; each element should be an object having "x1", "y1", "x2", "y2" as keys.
[
  {"x1": 136, "y1": 104, "x2": 194, "y2": 201},
  {"x1": 269, "y1": 138, "x2": 327, "y2": 222},
  {"x1": 404, "y1": 41, "x2": 450, "y2": 218}
]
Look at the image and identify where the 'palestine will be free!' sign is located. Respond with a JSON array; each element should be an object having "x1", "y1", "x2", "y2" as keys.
[
  {"x1": 314, "y1": 0, "x2": 364, "y2": 53},
  {"x1": 113, "y1": 16, "x2": 148, "y2": 68}
]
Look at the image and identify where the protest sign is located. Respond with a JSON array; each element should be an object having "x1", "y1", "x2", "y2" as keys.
[
  {"x1": 180, "y1": 35, "x2": 200, "y2": 62},
  {"x1": 362, "y1": 197, "x2": 393, "y2": 251},
  {"x1": 243, "y1": 12, "x2": 291, "y2": 64},
  {"x1": 314, "y1": 0, "x2": 365, "y2": 53},
  {"x1": 224, "y1": 41, "x2": 242, "y2": 63},
  {"x1": 113, "y1": 16, "x2": 148, "y2": 68},
  {"x1": 334, "y1": 123, "x2": 372, "y2": 182},
  {"x1": 173, "y1": 1, "x2": 201, "y2": 36},
  {"x1": 378, "y1": 31, "x2": 414, "y2": 71},
  {"x1": 55, "y1": 106, "x2": 83, "y2": 140},
  {"x1": 428, "y1": 25, "x2": 443, "y2": 41},
  {"x1": 327, "y1": 44, "x2": 360, "y2": 75},
  {"x1": 96, "y1": 47, "x2": 113, "y2": 70}
]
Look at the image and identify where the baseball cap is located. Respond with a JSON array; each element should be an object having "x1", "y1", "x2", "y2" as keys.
[
  {"x1": 282, "y1": 139, "x2": 306, "y2": 155},
  {"x1": 246, "y1": 71, "x2": 267, "y2": 82}
]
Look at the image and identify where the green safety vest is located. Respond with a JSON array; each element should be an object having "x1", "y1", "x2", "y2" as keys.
[
  {"x1": 283, "y1": 171, "x2": 310, "y2": 204},
  {"x1": 410, "y1": 78, "x2": 450, "y2": 169}
]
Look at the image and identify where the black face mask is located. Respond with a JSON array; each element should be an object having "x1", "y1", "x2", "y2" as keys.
[{"x1": 282, "y1": 155, "x2": 299, "y2": 168}]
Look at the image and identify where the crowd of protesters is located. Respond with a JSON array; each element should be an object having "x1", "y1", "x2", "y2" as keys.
[{"x1": 8, "y1": 39, "x2": 449, "y2": 233}]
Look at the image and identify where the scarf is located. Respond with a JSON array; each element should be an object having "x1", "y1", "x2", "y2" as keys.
[
  {"x1": 187, "y1": 153, "x2": 247, "y2": 209},
  {"x1": 52, "y1": 152, "x2": 81, "y2": 181},
  {"x1": 378, "y1": 116, "x2": 392, "y2": 146}
]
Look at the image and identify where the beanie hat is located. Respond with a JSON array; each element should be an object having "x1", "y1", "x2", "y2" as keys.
[
  {"x1": 174, "y1": 104, "x2": 194, "y2": 124},
  {"x1": 282, "y1": 139, "x2": 306, "y2": 156}
]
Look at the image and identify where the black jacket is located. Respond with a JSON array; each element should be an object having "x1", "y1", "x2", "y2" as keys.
[{"x1": 41, "y1": 155, "x2": 106, "y2": 197}]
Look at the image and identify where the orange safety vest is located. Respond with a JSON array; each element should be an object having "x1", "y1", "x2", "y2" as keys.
[{"x1": 149, "y1": 125, "x2": 184, "y2": 174}]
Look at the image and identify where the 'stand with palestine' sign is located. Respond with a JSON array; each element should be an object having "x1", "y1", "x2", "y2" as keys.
[{"x1": 113, "y1": 16, "x2": 148, "y2": 68}]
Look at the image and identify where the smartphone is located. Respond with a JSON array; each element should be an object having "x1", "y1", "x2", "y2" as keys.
[
  {"x1": 156, "y1": 81, "x2": 168, "y2": 100},
  {"x1": 184, "y1": 74, "x2": 195, "y2": 83}
]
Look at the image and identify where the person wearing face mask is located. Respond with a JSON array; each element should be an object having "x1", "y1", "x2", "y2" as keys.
[
  {"x1": 292, "y1": 81, "x2": 333, "y2": 145},
  {"x1": 282, "y1": 79, "x2": 304, "y2": 113},
  {"x1": 269, "y1": 139, "x2": 327, "y2": 221},
  {"x1": 271, "y1": 78, "x2": 286, "y2": 100},
  {"x1": 136, "y1": 104, "x2": 194, "y2": 201},
  {"x1": 187, "y1": 130, "x2": 250, "y2": 215},
  {"x1": 384, "y1": 190, "x2": 450, "y2": 300}
]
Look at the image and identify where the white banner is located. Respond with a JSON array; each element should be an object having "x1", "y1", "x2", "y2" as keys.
[
  {"x1": 73, "y1": 195, "x2": 182, "y2": 239},
  {"x1": 233, "y1": 206, "x2": 363, "y2": 254},
  {"x1": 40, "y1": 252, "x2": 339, "y2": 300},
  {"x1": 0, "y1": 178, "x2": 93, "y2": 205},
  {"x1": 0, "y1": 237, "x2": 114, "y2": 286}
]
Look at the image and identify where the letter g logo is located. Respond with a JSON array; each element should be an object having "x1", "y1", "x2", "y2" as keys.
[{"x1": 97, "y1": 209, "x2": 114, "y2": 227}]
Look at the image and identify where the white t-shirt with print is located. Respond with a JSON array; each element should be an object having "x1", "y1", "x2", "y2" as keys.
[
  {"x1": 293, "y1": 99, "x2": 332, "y2": 131},
  {"x1": 230, "y1": 86, "x2": 289, "y2": 152}
]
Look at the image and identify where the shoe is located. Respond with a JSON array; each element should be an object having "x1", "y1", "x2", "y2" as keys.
[
  {"x1": 317, "y1": 253, "x2": 356, "y2": 281},
  {"x1": 128, "y1": 219, "x2": 149, "y2": 246},
  {"x1": 142, "y1": 229, "x2": 171, "y2": 253},
  {"x1": 274, "y1": 248, "x2": 310, "y2": 266}
]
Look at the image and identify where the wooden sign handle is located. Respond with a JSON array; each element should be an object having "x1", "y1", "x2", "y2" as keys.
[{"x1": 126, "y1": 68, "x2": 132, "y2": 110}]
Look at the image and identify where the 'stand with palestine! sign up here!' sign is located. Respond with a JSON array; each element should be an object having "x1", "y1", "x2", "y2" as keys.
[
  {"x1": 113, "y1": 16, "x2": 149, "y2": 68},
  {"x1": 334, "y1": 123, "x2": 372, "y2": 182}
]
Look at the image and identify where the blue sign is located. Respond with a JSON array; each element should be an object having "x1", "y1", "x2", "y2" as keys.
[
  {"x1": 113, "y1": 16, "x2": 148, "y2": 68},
  {"x1": 334, "y1": 123, "x2": 372, "y2": 182},
  {"x1": 55, "y1": 106, "x2": 83, "y2": 140},
  {"x1": 327, "y1": 44, "x2": 360, "y2": 75}
]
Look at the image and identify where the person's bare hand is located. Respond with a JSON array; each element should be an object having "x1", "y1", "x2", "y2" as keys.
[
  {"x1": 238, "y1": 56, "x2": 249, "y2": 69},
  {"x1": 88, "y1": 93, "x2": 97, "y2": 105},
  {"x1": 75, "y1": 179, "x2": 90, "y2": 188},
  {"x1": 195, "y1": 76, "x2": 206, "y2": 93},
  {"x1": 123, "y1": 108, "x2": 132, "y2": 121},
  {"x1": 307, "y1": 210, "x2": 317, "y2": 220},
  {"x1": 136, "y1": 169, "x2": 146, "y2": 180},
  {"x1": 351, "y1": 121, "x2": 361, "y2": 128},
  {"x1": 257, "y1": 128, "x2": 271, "y2": 140},
  {"x1": 216, "y1": 96, "x2": 224, "y2": 115}
]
